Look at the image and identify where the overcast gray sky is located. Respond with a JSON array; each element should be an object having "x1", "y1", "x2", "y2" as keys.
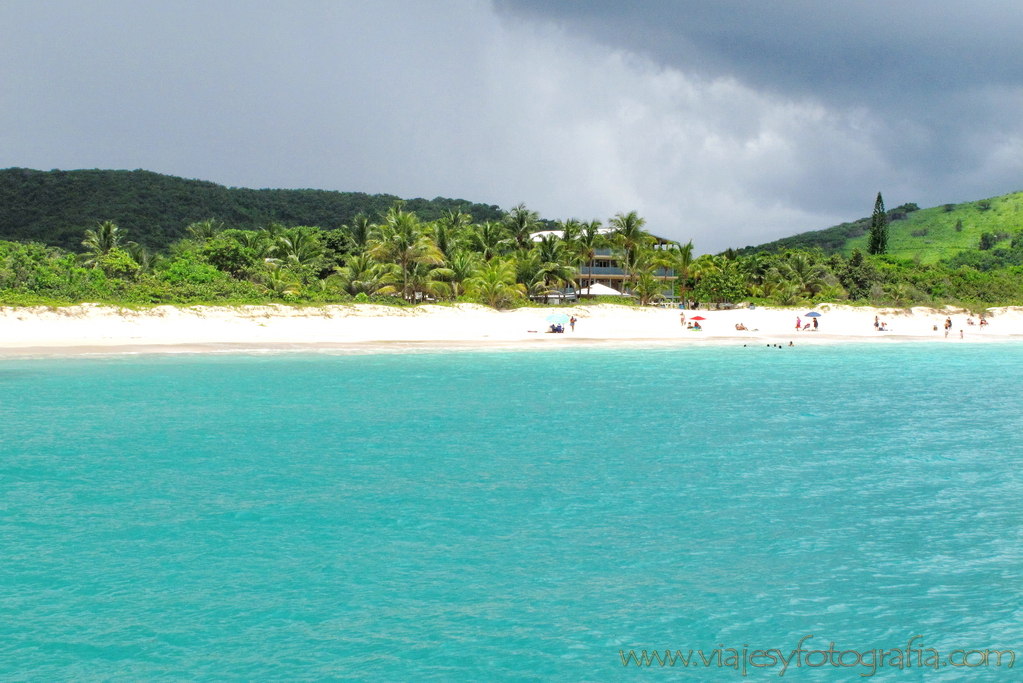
[{"x1": 2, "y1": 0, "x2": 1021, "y2": 251}]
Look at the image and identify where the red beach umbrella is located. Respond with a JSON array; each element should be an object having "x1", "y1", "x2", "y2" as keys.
[{"x1": 690, "y1": 316, "x2": 706, "y2": 321}]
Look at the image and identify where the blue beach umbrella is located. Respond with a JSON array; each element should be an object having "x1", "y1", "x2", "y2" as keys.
[
  {"x1": 546, "y1": 312, "x2": 570, "y2": 324},
  {"x1": 804, "y1": 312, "x2": 822, "y2": 317}
]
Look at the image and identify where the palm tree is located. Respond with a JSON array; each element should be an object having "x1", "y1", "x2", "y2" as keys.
[
  {"x1": 769, "y1": 282, "x2": 803, "y2": 306},
  {"x1": 236, "y1": 229, "x2": 274, "y2": 258},
  {"x1": 768, "y1": 252, "x2": 825, "y2": 299},
  {"x1": 434, "y1": 210, "x2": 472, "y2": 259},
  {"x1": 263, "y1": 222, "x2": 288, "y2": 241},
  {"x1": 81, "y1": 221, "x2": 134, "y2": 265},
  {"x1": 632, "y1": 267, "x2": 666, "y2": 305},
  {"x1": 186, "y1": 219, "x2": 223, "y2": 242},
  {"x1": 690, "y1": 254, "x2": 720, "y2": 281},
  {"x1": 575, "y1": 220, "x2": 604, "y2": 291},
  {"x1": 405, "y1": 261, "x2": 451, "y2": 302},
  {"x1": 660, "y1": 240, "x2": 694, "y2": 303},
  {"x1": 737, "y1": 251, "x2": 771, "y2": 293},
  {"x1": 466, "y1": 258, "x2": 526, "y2": 308},
  {"x1": 368, "y1": 207, "x2": 443, "y2": 301},
  {"x1": 332, "y1": 253, "x2": 397, "y2": 296},
  {"x1": 505, "y1": 203, "x2": 540, "y2": 250},
  {"x1": 342, "y1": 214, "x2": 373, "y2": 254},
  {"x1": 535, "y1": 234, "x2": 578, "y2": 302},
  {"x1": 612, "y1": 242, "x2": 646, "y2": 293},
  {"x1": 884, "y1": 283, "x2": 914, "y2": 307},
  {"x1": 430, "y1": 250, "x2": 481, "y2": 299},
  {"x1": 468, "y1": 221, "x2": 510, "y2": 261},
  {"x1": 513, "y1": 250, "x2": 550, "y2": 300},
  {"x1": 273, "y1": 226, "x2": 323, "y2": 272},
  {"x1": 687, "y1": 254, "x2": 721, "y2": 306},
  {"x1": 556, "y1": 218, "x2": 582, "y2": 245},
  {"x1": 261, "y1": 262, "x2": 300, "y2": 297},
  {"x1": 535, "y1": 233, "x2": 564, "y2": 266},
  {"x1": 125, "y1": 243, "x2": 157, "y2": 274},
  {"x1": 608, "y1": 211, "x2": 651, "y2": 292}
]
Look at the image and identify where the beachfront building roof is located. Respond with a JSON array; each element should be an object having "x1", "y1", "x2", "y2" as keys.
[{"x1": 530, "y1": 227, "x2": 615, "y2": 242}]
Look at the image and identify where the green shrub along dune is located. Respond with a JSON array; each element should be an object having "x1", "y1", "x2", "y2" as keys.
[{"x1": 2, "y1": 168, "x2": 1023, "y2": 310}]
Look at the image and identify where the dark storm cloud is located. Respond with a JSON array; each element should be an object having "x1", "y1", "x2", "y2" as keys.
[
  {"x1": 1, "y1": 0, "x2": 1020, "y2": 252},
  {"x1": 495, "y1": 1, "x2": 1023, "y2": 103},
  {"x1": 495, "y1": 0, "x2": 1023, "y2": 220}
]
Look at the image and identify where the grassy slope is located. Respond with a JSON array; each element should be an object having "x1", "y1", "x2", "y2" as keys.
[
  {"x1": 847, "y1": 193, "x2": 1023, "y2": 263},
  {"x1": 747, "y1": 191, "x2": 1023, "y2": 262}
]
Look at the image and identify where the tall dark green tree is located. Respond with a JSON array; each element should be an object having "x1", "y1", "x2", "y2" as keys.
[{"x1": 867, "y1": 192, "x2": 889, "y2": 255}]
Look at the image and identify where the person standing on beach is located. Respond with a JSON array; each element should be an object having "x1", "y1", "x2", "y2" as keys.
[
  {"x1": 874, "y1": 315, "x2": 879, "y2": 331},
  {"x1": 680, "y1": 312, "x2": 686, "y2": 327},
  {"x1": 569, "y1": 316, "x2": 577, "y2": 332},
  {"x1": 812, "y1": 317, "x2": 818, "y2": 331},
  {"x1": 796, "y1": 317, "x2": 801, "y2": 331}
]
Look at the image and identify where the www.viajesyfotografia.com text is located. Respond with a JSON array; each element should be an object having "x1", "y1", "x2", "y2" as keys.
[{"x1": 619, "y1": 635, "x2": 1014, "y2": 676}]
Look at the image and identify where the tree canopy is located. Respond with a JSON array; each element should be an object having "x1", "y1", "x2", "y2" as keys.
[{"x1": 0, "y1": 168, "x2": 503, "y2": 252}]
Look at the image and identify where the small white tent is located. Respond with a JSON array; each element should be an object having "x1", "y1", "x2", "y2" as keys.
[{"x1": 577, "y1": 283, "x2": 630, "y2": 297}]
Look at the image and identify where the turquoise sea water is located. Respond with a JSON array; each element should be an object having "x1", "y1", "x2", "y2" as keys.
[{"x1": 1, "y1": 344, "x2": 1022, "y2": 682}]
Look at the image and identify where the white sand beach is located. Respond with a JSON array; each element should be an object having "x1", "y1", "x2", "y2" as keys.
[{"x1": 0, "y1": 303, "x2": 1021, "y2": 355}]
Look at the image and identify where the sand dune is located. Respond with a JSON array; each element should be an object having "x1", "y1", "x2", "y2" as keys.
[{"x1": 0, "y1": 303, "x2": 1019, "y2": 355}]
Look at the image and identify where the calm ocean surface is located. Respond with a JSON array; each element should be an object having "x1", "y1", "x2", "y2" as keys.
[{"x1": 1, "y1": 344, "x2": 1021, "y2": 682}]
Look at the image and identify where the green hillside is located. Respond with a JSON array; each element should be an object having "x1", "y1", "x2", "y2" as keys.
[
  {"x1": 0, "y1": 168, "x2": 504, "y2": 252},
  {"x1": 744, "y1": 191, "x2": 1023, "y2": 263}
]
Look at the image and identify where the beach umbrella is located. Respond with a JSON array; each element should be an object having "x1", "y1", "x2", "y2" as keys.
[
  {"x1": 804, "y1": 312, "x2": 822, "y2": 317},
  {"x1": 690, "y1": 316, "x2": 706, "y2": 321},
  {"x1": 545, "y1": 312, "x2": 570, "y2": 324}
]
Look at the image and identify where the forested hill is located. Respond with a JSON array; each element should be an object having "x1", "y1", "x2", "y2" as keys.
[
  {"x1": 742, "y1": 191, "x2": 1023, "y2": 263},
  {"x1": 0, "y1": 168, "x2": 504, "y2": 252}
]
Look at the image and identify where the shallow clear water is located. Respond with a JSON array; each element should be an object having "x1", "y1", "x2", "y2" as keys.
[{"x1": 1, "y1": 344, "x2": 1022, "y2": 681}]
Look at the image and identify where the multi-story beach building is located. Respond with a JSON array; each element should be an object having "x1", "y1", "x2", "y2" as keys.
[{"x1": 529, "y1": 228, "x2": 677, "y2": 298}]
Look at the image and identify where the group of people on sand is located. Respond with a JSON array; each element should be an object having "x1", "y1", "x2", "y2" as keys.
[
  {"x1": 795, "y1": 316, "x2": 818, "y2": 331},
  {"x1": 934, "y1": 315, "x2": 988, "y2": 339},
  {"x1": 680, "y1": 312, "x2": 701, "y2": 330},
  {"x1": 545, "y1": 316, "x2": 577, "y2": 334},
  {"x1": 677, "y1": 310, "x2": 997, "y2": 340}
]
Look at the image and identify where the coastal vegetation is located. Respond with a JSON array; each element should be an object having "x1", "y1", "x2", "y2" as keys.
[
  {"x1": 2, "y1": 168, "x2": 1023, "y2": 309},
  {"x1": 743, "y1": 189, "x2": 1023, "y2": 263},
  {"x1": 3, "y1": 204, "x2": 1023, "y2": 309},
  {"x1": 0, "y1": 168, "x2": 503, "y2": 252}
]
